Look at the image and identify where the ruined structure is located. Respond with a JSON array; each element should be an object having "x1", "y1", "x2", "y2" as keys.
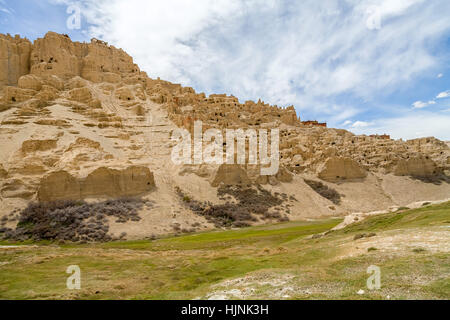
[
  {"x1": 302, "y1": 120, "x2": 327, "y2": 127},
  {"x1": 370, "y1": 134, "x2": 391, "y2": 140},
  {"x1": 0, "y1": 32, "x2": 449, "y2": 239},
  {"x1": 37, "y1": 166, "x2": 155, "y2": 202}
]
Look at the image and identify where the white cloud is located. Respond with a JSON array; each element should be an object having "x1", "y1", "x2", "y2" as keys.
[
  {"x1": 437, "y1": 73, "x2": 444, "y2": 78},
  {"x1": 352, "y1": 121, "x2": 372, "y2": 128},
  {"x1": 437, "y1": 90, "x2": 450, "y2": 99},
  {"x1": 343, "y1": 120, "x2": 353, "y2": 126},
  {"x1": 412, "y1": 101, "x2": 427, "y2": 109},
  {"x1": 348, "y1": 113, "x2": 450, "y2": 140},
  {"x1": 412, "y1": 89, "x2": 450, "y2": 110},
  {"x1": 412, "y1": 100, "x2": 436, "y2": 109},
  {"x1": 377, "y1": 0, "x2": 425, "y2": 17},
  {"x1": 65, "y1": 0, "x2": 450, "y2": 112},
  {"x1": 0, "y1": 0, "x2": 12, "y2": 14}
]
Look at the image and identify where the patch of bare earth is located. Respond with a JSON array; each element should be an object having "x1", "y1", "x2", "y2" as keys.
[{"x1": 338, "y1": 228, "x2": 450, "y2": 259}]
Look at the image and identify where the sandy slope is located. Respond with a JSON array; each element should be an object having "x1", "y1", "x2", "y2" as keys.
[{"x1": 0, "y1": 32, "x2": 449, "y2": 240}]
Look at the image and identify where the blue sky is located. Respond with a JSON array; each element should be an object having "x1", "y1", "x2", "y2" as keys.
[{"x1": 1, "y1": 0, "x2": 450, "y2": 140}]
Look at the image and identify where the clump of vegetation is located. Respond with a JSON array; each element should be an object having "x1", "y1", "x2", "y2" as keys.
[
  {"x1": 0, "y1": 198, "x2": 153, "y2": 243},
  {"x1": 411, "y1": 174, "x2": 450, "y2": 185},
  {"x1": 367, "y1": 247, "x2": 378, "y2": 252},
  {"x1": 413, "y1": 248, "x2": 427, "y2": 254},
  {"x1": 304, "y1": 179, "x2": 341, "y2": 205},
  {"x1": 353, "y1": 233, "x2": 365, "y2": 240},
  {"x1": 353, "y1": 232, "x2": 377, "y2": 241},
  {"x1": 175, "y1": 185, "x2": 288, "y2": 228}
]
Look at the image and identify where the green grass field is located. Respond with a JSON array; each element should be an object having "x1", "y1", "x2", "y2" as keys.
[{"x1": 0, "y1": 202, "x2": 449, "y2": 300}]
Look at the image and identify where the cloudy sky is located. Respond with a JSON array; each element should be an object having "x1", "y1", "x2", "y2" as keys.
[{"x1": 1, "y1": 0, "x2": 450, "y2": 140}]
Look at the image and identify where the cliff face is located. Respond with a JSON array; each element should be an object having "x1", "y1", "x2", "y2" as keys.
[
  {"x1": 0, "y1": 32, "x2": 449, "y2": 239},
  {"x1": 0, "y1": 34, "x2": 32, "y2": 87},
  {"x1": 1, "y1": 32, "x2": 140, "y2": 85}
]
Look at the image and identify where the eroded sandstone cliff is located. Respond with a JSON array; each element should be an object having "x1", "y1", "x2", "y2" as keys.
[{"x1": 0, "y1": 32, "x2": 449, "y2": 240}]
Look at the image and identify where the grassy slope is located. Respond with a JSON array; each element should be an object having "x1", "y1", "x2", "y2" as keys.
[{"x1": 0, "y1": 202, "x2": 449, "y2": 300}]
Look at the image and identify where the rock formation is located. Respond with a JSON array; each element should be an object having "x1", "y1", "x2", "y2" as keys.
[
  {"x1": 211, "y1": 164, "x2": 251, "y2": 187},
  {"x1": 318, "y1": 157, "x2": 367, "y2": 182},
  {"x1": 0, "y1": 34, "x2": 32, "y2": 87},
  {"x1": 0, "y1": 164, "x2": 7, "y2": 179},
  {"x1": 0, "y1": 32, "x2": 449, "y2": 240},
  {"x1": 38, "y1": 166, "x2": 155, "y2": 202},
  {"x1": 394, "y1": 156, "x2": 438, "y2": 177}
]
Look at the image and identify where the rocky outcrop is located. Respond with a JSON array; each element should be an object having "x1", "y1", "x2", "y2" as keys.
[
  {"x1": 37, "y1": 166, "x2": 155, "y2": 202},
  {"x1": 394, "y1": 157, "x2": 438, "y2": 177},
  {"x1": 81, "y1": 38, "x2": 138, "y2": 82},
  {"x1": 155, "y1": 67, "x2": 449, "y2": 176},
  {"x1": 21, "y1": 139, "x2": 58, "y2": 154},
  {"x1": 0, "y1": 34, "x2": 32, "y2": 87},
  {"x1": 211, "y1": 164, "x2": 251, "y2": 187},
  {"x1": 37, "y1": 171, "x2": 80, "y2": 201},
  {"x1": 1, "y1": 178, "x2": 34, "y2": 199},
  {"x1": 2, "y1": 86, "x2": 36, "y2": 103},
  {"x1": 0, "y1": 164, "x2": 7, "y2": 179},
  {"x1": 2, "y1": 32, "x2": 445, "y2": 182},
  {"x1": 68, "y1": 87, "x2": 92, "y2": 103},
  {"x1": 82, "y1": 167, "x2": 155, "y2": 199},
  {"x1": 43, "y1": 75, "x2": 65, "y2": 91},
  {"x1": 0, "y1": 31, "x2": 448, "y2": 219},
  {"x1": 30, "y1": 32, "x2": 82, "y2": 79},
  {"x1": 276, "y1": 167, "x2": 294, "y2": 183},
  {"x1": 318, "y1": 157, "x2": 367, "y2": 182},
  {"x1": 0, "y1": 32, "x2": 140, "y2": 89},
  {"x1": 116, "y1": 86, "x2": 135, "y2": 101},
  {"x1": 18, "y1": 74, "x2": 42, "y2": 91},
  {"x1": 29, "y1": 32, "x2": 140, "y2": 81},
  {"x1": 65, "y1": 137, "x2": 101, "y2": 152},
  {"x1": 34, "y1": 85, "x2": 59, "y2": 105}
]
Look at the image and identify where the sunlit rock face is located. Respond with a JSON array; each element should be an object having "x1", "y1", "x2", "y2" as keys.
[
  {"x1": 38, "y1": 167, "x2": 155, "y2": 202},
  {"x1": 318, "y1": 157, "x2": 367, "y2": 182},
  {"x1": 0, "y1": 32, "x2": 448, "y2": 231},
  {"x1": 394, "y1": 157, "x2": 438, "y2": 177}
]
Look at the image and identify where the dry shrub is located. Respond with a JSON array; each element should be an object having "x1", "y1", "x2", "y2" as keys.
[
  {"x1": 304, "y1": 179, "x2": 341, "y2": 205},
  {"x1": 176, "y1": 185, "x2": 289, "y2": 228},
  {"x1": 1, "y1": 198, "x2": 153, "y2": 242}
]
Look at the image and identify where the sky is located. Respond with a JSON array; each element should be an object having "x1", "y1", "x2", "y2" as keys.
[{"x1": 1, "y1": 0, "x2": 450, "y2": 140}]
